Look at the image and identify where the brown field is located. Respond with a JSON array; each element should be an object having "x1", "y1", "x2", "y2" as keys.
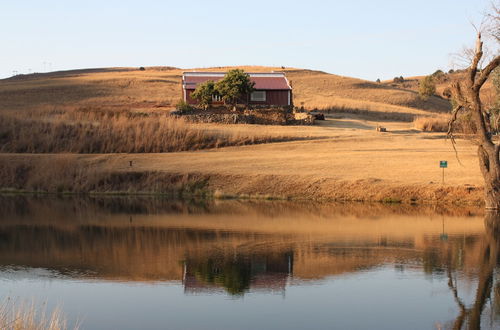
[{"x1": 0, "y1": 65, "x2": 493, "y2": 203}]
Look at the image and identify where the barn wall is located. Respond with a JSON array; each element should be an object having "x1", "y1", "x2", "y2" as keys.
[
  {"x1": 184, "y1": 89, "x2": 291, "y2": 106},
  {"x1": 185, "y1": 89, "x2": 196, "y2": 105},
  {"x1": 249, "y1": 90, "x2": 289, "y2": 106}
]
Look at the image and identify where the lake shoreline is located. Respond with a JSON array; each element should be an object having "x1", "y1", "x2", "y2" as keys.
[
  {"x1": 0, "y1": 168, "x2": 484, "y2": 205},
  {"x1": 0, "y1": 151, "x2": 485, "y2": 205}
]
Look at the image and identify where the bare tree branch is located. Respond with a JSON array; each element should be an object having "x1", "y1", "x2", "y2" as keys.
[
  {"x1": 447, "y1": 105, "x2": 465, "y2": 166},
  {"x1": 485, "y1": 2, "x2": 500, "y2": 43},
  {"x1": 469, "y1": 33, "x2": 484, "y2": 84},
  {"x1": 447, "y1": 105, "x2": 463, "y2": 142},
  {"x1": 474, "y1": 54, "x2": 500, "y2": 91}
]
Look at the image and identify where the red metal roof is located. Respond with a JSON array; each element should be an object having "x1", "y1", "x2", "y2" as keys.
[
  {"x1": 183, "y1": 73, "x2": 291, "y2": 90},
  {"x1": 251, "y1": 77, "x2": 291, "y2": 90}
]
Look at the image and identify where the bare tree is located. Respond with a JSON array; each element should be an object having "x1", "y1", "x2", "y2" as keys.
[
  {"x1": 487, "y1": 3, "x2": 500, "y2": 43},
  {"x1": 448, "y1": 7, "x2": 500, "y2": 209}
]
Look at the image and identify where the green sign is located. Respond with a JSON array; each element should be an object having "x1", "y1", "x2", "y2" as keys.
[{"x1": 440, "y1": 161, "x2": 448, "y2": 168}]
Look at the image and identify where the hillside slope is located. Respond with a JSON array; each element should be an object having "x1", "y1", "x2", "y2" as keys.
[
  {"x1": 0, "y1": 66, "x2": 451, "y2": 116},
  {"x1": 384, "y1": 70, "x2": 495, "y2": 105},
  {"x1": 0, "y1": 66, "x2": 489, "y2": 204}
]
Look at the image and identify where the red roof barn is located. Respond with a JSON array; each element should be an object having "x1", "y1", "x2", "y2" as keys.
[{"x1": 182, "y1": 72, "x2": 293, "y2": 107}]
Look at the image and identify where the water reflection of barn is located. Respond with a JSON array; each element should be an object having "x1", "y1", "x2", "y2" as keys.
[{"x1": 183, "y1": 251, "x2": 293, "y2": 295}]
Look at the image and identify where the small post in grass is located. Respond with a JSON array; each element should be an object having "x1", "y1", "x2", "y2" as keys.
[{"x1": 440, "y1": 160, "x2": 447, "y2": 184}]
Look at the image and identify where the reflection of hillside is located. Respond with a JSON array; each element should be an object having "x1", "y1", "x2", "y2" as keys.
[
  {"x1": 0, "y1": 196, "x2": 488, "y2": 289},
  {"x1": 0, "y1": 196, "x2": 484, "y2": 237},
  {"x1": 0, "y1": 196, "x2": 484, "y2": 222}
]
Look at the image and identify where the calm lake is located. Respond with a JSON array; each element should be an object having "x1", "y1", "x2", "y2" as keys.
[{"x1": 0, "y1": 196, "x2": 498, "y2": 330}]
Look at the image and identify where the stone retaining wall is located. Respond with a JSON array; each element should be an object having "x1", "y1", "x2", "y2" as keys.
[{"x1": 175, "y1": 108, "x2": 313, "y2": 125}]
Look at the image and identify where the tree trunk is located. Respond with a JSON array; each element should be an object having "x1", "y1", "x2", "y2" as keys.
[
  {"x1": 471, "y1": 86, "x2": 500, "y2": 209},
  {"x1": 478, "y1": 143, "x2": 500, "y2": 209},
  {"x1": 447, "y1": 31, "x2": 500, "y2": 209}
]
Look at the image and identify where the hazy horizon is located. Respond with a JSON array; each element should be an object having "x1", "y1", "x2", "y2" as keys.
[{"x1": 1, "y1": 0, "x2": 494, "y2": 81}]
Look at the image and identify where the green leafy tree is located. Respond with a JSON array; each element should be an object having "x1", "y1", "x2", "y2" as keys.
[
  {"x1": 191, "y1": 80, "x2": 216, "y2": 110},
  {"x1": 418, "y1": 75, "x2": 436, "y2": 100},
  {"x1": 215, "y1": 69, "x2": 255, "y2": 106}
]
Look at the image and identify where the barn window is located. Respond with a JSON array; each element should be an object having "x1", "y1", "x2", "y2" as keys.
[{"x1": 250, "y1": 91, "x2": 266, "y2": 101}]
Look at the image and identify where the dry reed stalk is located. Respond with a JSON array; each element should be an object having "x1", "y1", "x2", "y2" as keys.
[
  {"x1": 0, "y1": 108, "x2": 295, "y2": 153},
  {"x1": 0, "y1": 156, "x2": 212, "y2": 195},
  {"x1": 315, "y1": 104, "x2": 417, "y2": 122},
  {"x1": 413, "y1": 116, "x2": 449, "y2": 132},
  {"x1": 0, "y1": 298, "x2": 76, "y2": 330}
]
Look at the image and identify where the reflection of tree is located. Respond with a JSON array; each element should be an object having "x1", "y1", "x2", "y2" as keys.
[
  {"x1": 186, "y1": 251, "x2": 293, "y2": 296},
  {"x1": 448, "y1": 212, "x2": 500, "y2": 330},
  {"x1": 194, "y1": 256, "x2": 252, "y2": 296},
  {"x1": 423, "y1": 248, "x2": 445, "y2": 275}
]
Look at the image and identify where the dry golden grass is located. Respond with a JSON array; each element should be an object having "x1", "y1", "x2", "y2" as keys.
[
  {"x1": 413, "y1": 116, "x2": 449, "y2": 132},
  {"x1": 0, "y1": 154, "x2": 215, "y2": 196},
  {"x1": 0, "y1": 299, "x2": 73, "y2": 330},
  {"x1": 0, "y1": 65, "x2": 454, "y2": 154},
  {"x1": 0, "y1": 107, "x2": 302, "y2": 153},
  {"x1": 388, "y1": 70, "x2": 495, "y2": 105},
  {"x1": 103, "y1": 127, "x2": 479, "y2": 186},
  {"x1": 0, "y1": 67, "x2": 179, "y2": 113},
  {"x1": 0, "y1": 66, "x2": 451, "y2": 116},
  {"x1": 0, "y1": 119, "x2": 485, "y2": 203},
  {"x1": 284, "y1": 69, "x2": 450, "y2": 112},
  {"x1": 314, "y1": 102, "x2": 427, "y2": 122},
  {"x1": 1, "y1": 65, "x2": 488, "y2": 203},
  {"x1": 413, "y1": 113, "x2": 477, "y2": 134}
]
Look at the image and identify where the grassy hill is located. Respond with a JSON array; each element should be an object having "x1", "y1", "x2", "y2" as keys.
[
  {"x1": 384, "y1": 70, "x2": 495, "y2": 105},
  {"x1": 0, "y1": 65, "x2": 451, "y2": 118},
  {"x1": 0, "y1": 66, "x2": 492, "y2": 203}
]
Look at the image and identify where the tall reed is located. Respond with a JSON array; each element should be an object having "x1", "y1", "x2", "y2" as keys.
[
  {"x1": 0, "y1": 108, "x2": 294, "y2": 153},
  {"x1": 413, "y1": 116, "x2": 449, "y2": 132},
  {"x1": 0, "y1": 299, "x2": 76, "y2": 330}
]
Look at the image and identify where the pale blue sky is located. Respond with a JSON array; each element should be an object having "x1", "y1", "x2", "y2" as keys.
[{"x1": 0, "y1": 0, "x2": 492, "y2": 80}]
